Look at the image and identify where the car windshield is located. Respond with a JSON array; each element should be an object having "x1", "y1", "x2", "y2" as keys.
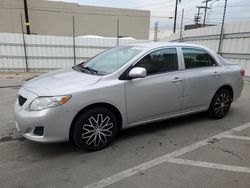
[{"x1": 81, "y1": 46, "x2": 143, "y2": 75}]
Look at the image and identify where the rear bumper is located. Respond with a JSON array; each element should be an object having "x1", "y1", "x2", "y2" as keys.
[{"x1": 233, "y1": 78, "x2": 244, "y2": 102}]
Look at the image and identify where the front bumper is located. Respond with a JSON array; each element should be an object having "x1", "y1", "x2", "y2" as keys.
[{"x1": 13, "y1": 87, "x2": 75, "y2": 143}]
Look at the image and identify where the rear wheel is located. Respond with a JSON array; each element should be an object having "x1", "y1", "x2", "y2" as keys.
[
  {"x1": 208, "y1": 89, "x2": 232, "y2": 119},
  {"x1": 73, "y1": 107, "x2": 119, "y2": 151}
]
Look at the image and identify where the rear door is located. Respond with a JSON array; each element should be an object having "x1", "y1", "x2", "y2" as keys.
[
  {"x1": 125, "y1": 48, "x2": 184, "y2": 124},
  {"x1": 180, "y1": 47, "x2": 223, "y2": 111}
]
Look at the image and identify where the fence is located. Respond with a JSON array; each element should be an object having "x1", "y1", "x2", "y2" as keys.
[
  {"x1": 0, "y1": 33, "x2": 147, "y2": 72},
  {"x1": 2, "y1": 21, "x2": 250, "y2": 75},
  {"x1": 162, "y1": 21, "x2": 250, "y2": 76}
]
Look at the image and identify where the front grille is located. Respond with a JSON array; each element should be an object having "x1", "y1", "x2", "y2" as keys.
[{"x1": 18, "y1": 95, "x2": 27, "y2": 106}]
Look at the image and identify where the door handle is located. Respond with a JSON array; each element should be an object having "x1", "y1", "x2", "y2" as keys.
[
  {"x1": 172, "y1": 77, "x2": 183, "y2": 83},
  {"x1": 213, "y1": 71, "x2": 221, "y2": 77}
]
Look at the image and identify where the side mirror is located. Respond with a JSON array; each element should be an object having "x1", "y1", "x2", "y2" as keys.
[{"x1": 128, "y1": 67, "x2": 146, "y2": 79}]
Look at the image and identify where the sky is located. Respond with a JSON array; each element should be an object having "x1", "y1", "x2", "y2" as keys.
[{"x1": 49, "y1": 0, "x2": 250, "y2": 30}]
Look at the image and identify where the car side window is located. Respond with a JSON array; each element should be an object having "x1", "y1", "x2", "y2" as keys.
[
  {"x1": 135, "y1": 48, "x2": 178, "y2": 75},
  {"x1": 182, "y1": 48, "x2": 217, "y2": 69}
]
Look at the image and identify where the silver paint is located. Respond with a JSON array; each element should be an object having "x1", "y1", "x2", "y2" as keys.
[{"x1": 13, "y1": 42, "x2": 244, "y2": 143}]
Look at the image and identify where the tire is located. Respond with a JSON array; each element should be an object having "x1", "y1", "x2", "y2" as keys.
[
  {"x1": 208, "y1": 89, "x2": 232, "y2": 119},
  {"x1": 73, "y1": 107, "x2": 119, "y2": 151}
]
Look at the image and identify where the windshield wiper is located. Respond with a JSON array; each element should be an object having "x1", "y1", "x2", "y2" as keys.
[{"x1": 79, "y1": 65, "x2": 99, "y2": 75}]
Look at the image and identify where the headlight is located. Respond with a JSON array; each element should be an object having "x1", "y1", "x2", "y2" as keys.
[{"x1": 28, "y1": 96, "x2": 71, "y2": 111}]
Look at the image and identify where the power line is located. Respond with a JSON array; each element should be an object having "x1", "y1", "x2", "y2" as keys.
[
  {"x1": 132, "y1": 0, "x2": 174, "y2": 8},
  {"x1": 210, "y1": 16, "x2": 250, "y2": 20},
  {"x1": 213, "y1": 5, "x2": 250, "y2": 8},
  {"x1": 151, "y1": 16, "x2": 194, "y2": 21}
]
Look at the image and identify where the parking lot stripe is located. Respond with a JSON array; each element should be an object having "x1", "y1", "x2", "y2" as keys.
[
  {"x1": 222, "y1": 134, "x2": 250, "y2": 141},
  {"x1": 82, "y1": 122, "x2": 250, "y2": 188},
  {"x1": 167, "y1": 158, "x2": 250, "y2": 173},
  {"x1": 82, "y1": 141, "x2": 209, "y2": 188}
]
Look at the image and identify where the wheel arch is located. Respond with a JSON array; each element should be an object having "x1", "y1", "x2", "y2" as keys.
[
  {"x1": 209, "y1": 84, "x2": 234, "y2": 108},
  {"x1": 216, "y1": 85, "x2": 234, "y2": 99},
  {"x1": 208, "y1": 84, "x2": 234, "y2": 119},
  {"x1": 69, "y1": 102, "x2": 123, "y2": 141}
]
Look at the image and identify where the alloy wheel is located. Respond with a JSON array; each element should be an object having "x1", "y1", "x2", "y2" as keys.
[
  {"x1": 208, "y1": 89, "x2": 232, "y2": 119},
  {"x1": 214, "y1": 92, "x2": 231, "y2": 116},
  {"x1": 81, "y1": 114, "x2": 114, "y2": 147}
]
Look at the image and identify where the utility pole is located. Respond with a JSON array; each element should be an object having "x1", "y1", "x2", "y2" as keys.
[
  {"x1": 20, "y1": 13, "x2": 29, "y2": 72},
  {"x1": 202, "y1": 0, "x2": 212, "y2": 26},
  {"x1": 72, "y1": 16, "x2": 76, "y2": 65},
  {"x1": 179, "y1": 9, "x2": 184, "y2": 42},
  {"x1": 197, "y1": 7, "x2": 201, "y2": 25},
  {"x1": 154, "y1": 21, "x2": 159, "y2": 42},
  {"x1": 195, "y1": 6, "x2": 203, "y2": 25},
  {"x1": 173, "y1": 0, "x2": 181, "y2": 33},
  {"x1": 218, "y1": 0, "x2": 228, "y2": 54},
  {"x1": 116, "y1": 19, "x2": 119, "y2": 46},
  {"x1": 23, "y1": 0, "x2": 30, "y2": 34}
]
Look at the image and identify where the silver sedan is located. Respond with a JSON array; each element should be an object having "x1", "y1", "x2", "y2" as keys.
[{"x1": 14, "y1": 42, "x2": 244, "y2": 151}]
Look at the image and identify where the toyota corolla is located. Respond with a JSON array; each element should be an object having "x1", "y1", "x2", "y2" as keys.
[{"x1": 14, "y1": 42, "x2": 244, "y2": 151}]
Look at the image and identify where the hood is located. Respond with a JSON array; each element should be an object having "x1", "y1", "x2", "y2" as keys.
[{"x1": 23, "y1": 68, "x2": 102, "y2": 96}]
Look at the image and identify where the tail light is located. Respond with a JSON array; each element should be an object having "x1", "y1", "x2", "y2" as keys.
[{"x1": 240, "y1": 68, "x2": 245, "y2": 76}]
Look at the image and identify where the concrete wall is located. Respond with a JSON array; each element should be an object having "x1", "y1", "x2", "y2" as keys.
[
  {"x1": 0, "y1": 0, "x2": 150, "y2": 39},
  {"x1": 161, "y1": 21, "x2": 250, "y2": 76}
]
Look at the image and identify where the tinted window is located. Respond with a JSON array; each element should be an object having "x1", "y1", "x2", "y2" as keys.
[
  {"x1": 182, "y1": 48, "x2": 216, "y2": 69},
  {"x1": 135, "y1": 48, "x2": 178, "y2": 75}
]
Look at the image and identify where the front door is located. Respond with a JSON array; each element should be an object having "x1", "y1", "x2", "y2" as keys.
[{"x1": 125, "y1": 48, "x2": 184, "y2": 124}]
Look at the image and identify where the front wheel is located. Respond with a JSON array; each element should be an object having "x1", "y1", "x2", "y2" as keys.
[
  {"x1": 208, "y1": 89, "x2": 232, "y2": 119},
  {"x1": 73, "y1": 107, "x2": 119, "y2": 151}
]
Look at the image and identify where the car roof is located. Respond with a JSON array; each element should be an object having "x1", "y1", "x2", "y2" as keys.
[{"x1": 126, "y1": 42, "x2": 208, "y2": 51}]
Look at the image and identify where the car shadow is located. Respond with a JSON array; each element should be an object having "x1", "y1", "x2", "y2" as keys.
[
  {"x1": 118, "y1": 105, "x2": 250, "y2": 143},
  {"x1": 117, "y1": 112, "x2": 206, "y2": 141}
]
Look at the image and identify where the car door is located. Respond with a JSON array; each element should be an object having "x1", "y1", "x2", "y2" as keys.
[
  {"x1": 180, "y1": 47, "x2": 224, "y2": 111},
  {"x1": 125, "y1": 48, "x2": 184, "y2": 124}
]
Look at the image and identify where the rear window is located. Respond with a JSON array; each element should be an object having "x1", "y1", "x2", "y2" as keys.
[
  {"x1": 182, "y1": 48, "x2": 217, "y2": 69},
  {"x1": 217, "y1": 54, "x2": 231, "y2": 64}
]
